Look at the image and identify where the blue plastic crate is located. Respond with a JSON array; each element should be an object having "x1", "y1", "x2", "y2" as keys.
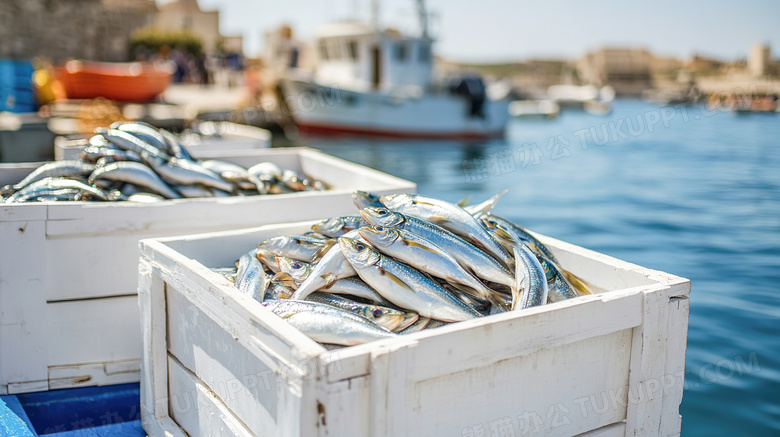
[
  {"x1": 0, "y1": 59, "x2": 13, "y2": 85},
  {"x1": 1, "y1": 383, "x2": 145, "y2": 437},
  {"x1": 11, "y1": 88, "x2": 35, "y2": 105}
]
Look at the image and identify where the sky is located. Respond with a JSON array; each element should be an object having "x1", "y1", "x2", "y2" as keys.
[{"x1": 167, "y1": 0, "x2": 780, "y2": 62}]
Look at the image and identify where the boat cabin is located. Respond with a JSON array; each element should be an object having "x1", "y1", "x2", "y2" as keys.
[{"x1": 313, "y1": 21, "x2": 434, "y2": 94}]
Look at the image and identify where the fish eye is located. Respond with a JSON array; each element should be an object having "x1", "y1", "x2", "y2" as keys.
[
  {"x1": 355, "y1": 243, "x2": 365, "y2": 251},
  {"x1": 292, "y1": 262, "x2": 301, "y2": 269},
  {"x1": 372, "y1": 308, "x2": 384, "y2": 317},
  {"x1": 375, "y1": 226, "x2": 384, "y2": 231},
  {"x1": 378, "y1": 210, "x2": 387, "y2": 215}
]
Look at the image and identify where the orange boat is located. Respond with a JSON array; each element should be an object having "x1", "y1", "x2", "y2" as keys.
[{"x1": 56, "y1": 60, "x2": 174, "y2": 102}]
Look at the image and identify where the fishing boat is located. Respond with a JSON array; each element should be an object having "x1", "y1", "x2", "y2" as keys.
[
  {"x1": 56, "y1": 61, "x2": 173, "y2": 102},
  {"x1": 280, "y1": 1, "x2": 510, "y2": 139}
]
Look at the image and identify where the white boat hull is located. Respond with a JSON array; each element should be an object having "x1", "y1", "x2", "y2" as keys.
[{"x1": 283, "y1": 80, "x2": 510, "y2": 139}]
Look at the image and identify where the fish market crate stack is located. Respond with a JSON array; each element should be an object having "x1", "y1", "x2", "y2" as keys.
[
  {"x1": 0, "y1": 148, "x2": 415, "y2": 395},
  {"x1": 139, "y1": 221, "x2": 690, "y2": 437}
]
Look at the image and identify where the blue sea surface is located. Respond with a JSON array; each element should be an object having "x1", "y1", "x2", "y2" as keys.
[{"x1": 300, "y1": 100, "x2": 780, "y2": 436}]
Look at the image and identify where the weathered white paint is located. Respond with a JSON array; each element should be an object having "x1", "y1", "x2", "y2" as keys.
[
  {"x1": 0, "y1": 149, "x2": 415, "y2": 394},
  {"x1": 139, "y1": 221, "x2": 690, "y2": 437}
]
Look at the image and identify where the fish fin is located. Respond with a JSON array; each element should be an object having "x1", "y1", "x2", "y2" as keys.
[
  {"x1": 378, "y1": 267, "x2": 415, "y2": 293},
  {"x1": 272, "y1": 272, "x2": 298, "y2": 289},
  {"x1": 403, "y1": 238, "x2": 446, "y2": 256},
  {"x1": 456, "y1": 195, "x2": 470, "y2": 207},
  {"x1": 447, "y1": 282, "x2": 485, "y2": 301},
  {"x1": 273, "y1": 272, "x2": 293, "y2": 281},
  {"x1": 492, "y1": 226, "x2": 518, "y2": 245},
  {"x1": 311, "y1": 240, "x2": 337, "y2": 262},
  {"x1": 426, "y1": 215, "x2": 450, "y2": 225},
  {"x1": 320, "y1": 273, "x2": 337, "y2": 287},
  {"x1": 485, "y1": 189, "x2": 508, "y2": 211},
  {"x1": 560, "y1": 270, "x2": 594, "y2": 295}
]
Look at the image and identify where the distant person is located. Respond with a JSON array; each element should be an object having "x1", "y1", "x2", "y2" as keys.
[
  {"x1": 171, "y1": 46, "x2": 188, "y2": 83},
  {"x1": 196, "y1": 53, "x2": 210, "y2": 86}
]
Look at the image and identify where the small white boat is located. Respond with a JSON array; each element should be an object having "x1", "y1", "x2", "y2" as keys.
[
  {"x1": 281, "y1": 2, "x2": 510, "y2": 139},
  {"x1": 547, "y1": 84, "x2": 614, "y2": 115},
  {"x1": 508, "y1": 100, "x2": 560, "y2": 119}
]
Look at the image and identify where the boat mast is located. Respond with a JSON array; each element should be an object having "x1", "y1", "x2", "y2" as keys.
[
  {"x1": 371, "y1": 0, "x2": 380, "y2": 30},
  {"x1": 415, "y1": 0, "x2": 429, "y2": 38}
]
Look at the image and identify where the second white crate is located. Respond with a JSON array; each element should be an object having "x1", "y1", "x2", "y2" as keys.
[{"x1": 0, "y1": 148, "x2": 415, "y2": 395}]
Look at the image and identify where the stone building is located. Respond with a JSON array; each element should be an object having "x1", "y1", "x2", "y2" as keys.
[
  {"x1": 0, "y1": 0, "x2": 157, "y2": 62},
  {"x1": 576, "y1": 48, "x2": 653, "y2": 96},
  {"x1": 155, "y1": 0, "x2": 243, "y2": 55},
  {"x1": 748, "y1": 43, "x2": 771, "y2": 77}
]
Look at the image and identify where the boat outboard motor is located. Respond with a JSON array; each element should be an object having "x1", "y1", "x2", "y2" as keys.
[{"x1": 449, "y1": 75, "x2": 487, "y2": 119}]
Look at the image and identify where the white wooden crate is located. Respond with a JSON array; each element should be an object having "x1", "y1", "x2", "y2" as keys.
[
  {"x1": 139, "y1": 221, "x2": 690, "y2": 437},
  {"x1": 0, "y1": 149, "x2": 415, "y2": 395}
]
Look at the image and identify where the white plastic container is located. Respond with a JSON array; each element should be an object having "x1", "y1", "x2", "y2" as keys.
[
  {"x1": 138, "y1": 221, "x2": 690, "y2": 437},
  {"x1": 0, "y1": 149, "x2": 415, "y2": 395}
]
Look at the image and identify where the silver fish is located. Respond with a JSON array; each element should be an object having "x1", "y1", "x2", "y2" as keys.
[
  {"x1": 380, "y1": 194, "x2": 513, "y2": 268},
  {"x1": 88, "y1": 161, "x2": 181, "y2": 199},
  {"x1": 114, "y1": 122, "x2": 172, "y2": 154},
  {"x1": 512, "y1": 244, "x2": 548, "y2": 310},
  {"x1": 289, "y1": 230, "x2": 362, "y2": 300},
  {"x1": 339, "y1": 236, "x2": 481, "y2": 322},
  {"x1": 142, "y1": 153, "x2": 235, "y2": 193},
  {"x1": 276, "y1": 246, "x2": 391, "y2": 305},
  {"x1": 537, "y1": 255, "x2": 578, "y2": 303},
  {"x1": 352, "y1": 190, "x2": 384, "y2": 209},
  {"x1": 359, "y1": 207, "x2": 515, "y2": 289},
  {"x1": 88, "y1": 134, "x2": 115, "y2": 149},
  {"x1": 275, "y1": 250, "x2": 391, "y2": 305},
  {"x1": 275, "y1": 257, "x2": 312, "y2": 283},
  {"x1": 256, "y1": 235, "x2": 335, "y2": 268},
  {"x1": 1, "y1": 161, "x2": 95, "y2": 195},
  {"x1": 98, "y1": 128, "x2": 168, "y2": 159},
  {"x1": 173, "y1": 184, "x2": 230, "y2": 198},
  {"x1": 322, "y1": 277, "x2": 392, "y2": 305},
  {"x1": 302, "y1": 231, "x2": 330, "y2": 240},
  {"x1": 80, "y1": 146, "x2": 142, "y2": 164},
  {"x1": 306, "y1": 292, "x2": 418, "y2": 332},
  {"x1": 9, "y1": 187, "x2": 80, "y2": 203},
  {"x1": 247, "y1": 162, "x2": 282, "y2": 183},
  {"x1": 358, "y1": 225, "x2": 505, "y2": 307},
  {"x1": 211, "y1": 266, "x2": 238, "y2": 283},
  {"x1": 311, "y1": 215, "x2": 368, "y2": 238},
  {"x1": 280, "y1": 169, "x2": 308, "y2": 191},
  {"x1": 265, "y1": 273, "x2": 297, "y2": 300},
  {"x1": 263, "y1": 300, "x2": 397, "y2": 346},
  {"x1": 235, "y1": 250, "x2": 270, "y2": 302},
  {"x1": 200, "y1": 160, "x2": 266, "y2": 194},
  {"x1": 157, "y1": 128, "x2": 195, "y2": 161},
  {"x1": 5, "y1": 178, "x2": 111, "y2": 203},
  {"x1": 482, "y1": 215, "x2": 558, "y2": 264}
]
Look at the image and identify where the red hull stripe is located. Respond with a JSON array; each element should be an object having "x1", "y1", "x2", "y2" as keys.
[{"x1": 296, "y1": 122, "x2": 505, "y2": 140}]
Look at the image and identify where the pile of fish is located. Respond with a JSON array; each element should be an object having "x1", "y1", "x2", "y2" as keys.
[
  {"x1": 1, "y1": 122, "x2": 325, "y2": 203},
  {"x1": 215, "y1": 191, "x2": 593, "y2": 347}
]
